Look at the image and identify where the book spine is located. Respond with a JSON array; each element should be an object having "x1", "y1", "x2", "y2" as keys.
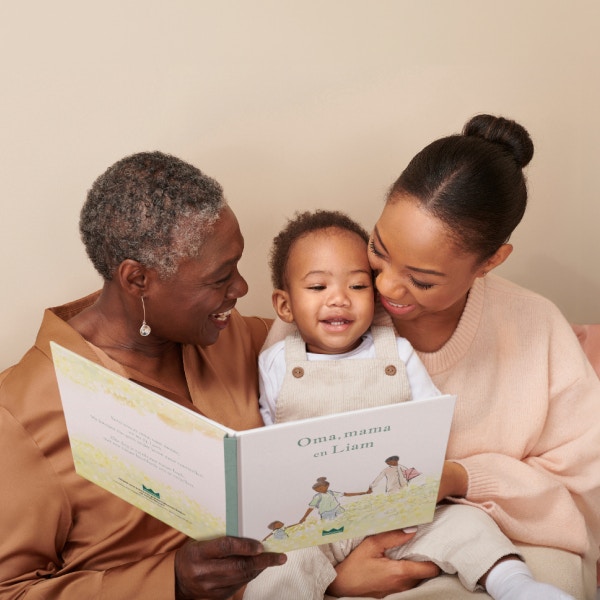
[{"x1": 223, "y1": 436, "x2": 239, "y2": 536}]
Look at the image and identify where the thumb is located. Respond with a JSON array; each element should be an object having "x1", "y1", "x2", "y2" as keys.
[{"x1": 407, "y1": 559, "x2": 441, "y2": 580}]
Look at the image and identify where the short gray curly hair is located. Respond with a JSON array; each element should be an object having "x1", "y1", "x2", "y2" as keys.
[{"x1": 80, "y1": 151, "x2": 227, "y2": 280}]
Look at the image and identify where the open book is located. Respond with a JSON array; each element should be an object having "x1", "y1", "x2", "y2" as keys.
[{"x1": 51, "y1": 342, "x2": 455, "y2": 552}]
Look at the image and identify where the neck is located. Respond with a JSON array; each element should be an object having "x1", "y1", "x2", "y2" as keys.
[
  {"x1": 392, "y1": 295, "x2": 468, "y2": 353},
  {"x1": 68, "y1": 286, "x2": 185, "y2": 388}
]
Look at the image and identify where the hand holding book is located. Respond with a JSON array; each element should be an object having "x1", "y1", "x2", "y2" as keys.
[{"x1": 174, "y1": 537, "x2": 286, "y2": 600}]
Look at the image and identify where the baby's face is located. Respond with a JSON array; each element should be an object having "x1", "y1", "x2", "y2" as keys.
[{"x1": 282, "y1": 228, "x2": 374, "y2": 355}]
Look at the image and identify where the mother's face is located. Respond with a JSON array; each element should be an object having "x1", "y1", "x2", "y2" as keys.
[
  {"x1": 368, "y1": 198, "x2": 485, "y2": 324},
  {"x1": 146, "y1": 206, "x2": 248, "y2": 347}
]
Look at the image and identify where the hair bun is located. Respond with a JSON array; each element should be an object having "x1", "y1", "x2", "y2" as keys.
[{"x1": 463, "y1": 114, "x2": 534, "y2": 168}]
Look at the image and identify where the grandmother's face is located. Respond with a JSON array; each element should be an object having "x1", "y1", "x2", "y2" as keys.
[{"x1": 148, "y1": 206, "x2": 248, "y2": 347}]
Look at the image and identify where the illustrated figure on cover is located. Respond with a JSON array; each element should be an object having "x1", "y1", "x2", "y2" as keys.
[
  {"x1": 299, "y1": 476, "x2": 371, "y2": 525},
  {"x1": 369, "y1": 455, "x2": 422, "y2": 493}
]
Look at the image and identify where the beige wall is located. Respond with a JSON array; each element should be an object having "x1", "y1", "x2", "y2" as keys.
[{"x1": 1, "y1": 0, "x2": 599, "y2": 369}]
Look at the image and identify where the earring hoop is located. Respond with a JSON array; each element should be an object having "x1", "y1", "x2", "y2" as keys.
[{"x1": 139, "y1": 296, "x2": 151, "y2": 337}]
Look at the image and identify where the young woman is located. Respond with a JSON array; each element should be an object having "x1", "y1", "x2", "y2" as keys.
[{"x1": 252, "y1": 115, "x2": 600, "y2": 599}]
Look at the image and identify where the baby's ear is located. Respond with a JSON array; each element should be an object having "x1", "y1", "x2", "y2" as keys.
[{"x1": 272, "y1": 289, "x2": 295, "y2": 323}]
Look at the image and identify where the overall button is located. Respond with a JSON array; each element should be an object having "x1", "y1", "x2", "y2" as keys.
[
  {"x1": 292, "y1": 367, "x2": 304, "y2": 378},
  {"x1": 384, "y1": 365, "x2": 397, "y2": 376}
]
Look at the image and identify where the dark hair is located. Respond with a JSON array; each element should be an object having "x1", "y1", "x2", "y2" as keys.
[
  {"x1": 312, "y1": 476, "x2": 330, "y2": 490},
  {"x1": 80, "y1": 151, "x2": 226, "y2": 280},
  {"x1": 388, "y1": 114, "x2": 534, "y2": 260},
  {"x1": 269, "y1": 209, "x2": 369, "y2": 290}
]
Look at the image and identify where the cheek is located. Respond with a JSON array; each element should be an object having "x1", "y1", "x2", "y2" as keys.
[
  {"x1": 293, "y1": 299, "x2": 315, "y2": 321},
  {"x1": 421, "y1": 288, "x2": 459, "y2": 311},
  {"x1": 368, "y1": 253, "x2": 381, "y2": 272},
  {"x1": 359, "y1": 295, "x2": 375, "y2": 314}
]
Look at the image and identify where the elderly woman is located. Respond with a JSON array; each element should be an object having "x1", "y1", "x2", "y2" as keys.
[
  {"x1": 1, "y1": 152, "x2": 436, "y2": 600},
  {"x1": 0, "y1": 152, "x2": 288, "y2": 599}
]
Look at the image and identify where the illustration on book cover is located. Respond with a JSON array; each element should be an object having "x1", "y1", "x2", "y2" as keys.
[{"x1": 261, "y1": 455, "x2": 427, "y2": 549}]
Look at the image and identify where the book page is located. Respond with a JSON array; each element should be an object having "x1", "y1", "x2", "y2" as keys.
[
  {"x1": 51, "y1": 342, "x2": 231, "y2": 540},
  {"x1": 235, "y1": 396, "x2": 455, "y2": 552}
]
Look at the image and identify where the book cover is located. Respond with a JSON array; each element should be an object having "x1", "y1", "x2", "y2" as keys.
[{"x1": 51, "y1": 342, "x2": 455, "y2": 552}]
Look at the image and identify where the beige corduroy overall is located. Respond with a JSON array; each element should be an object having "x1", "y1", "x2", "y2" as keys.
[{"x1": 274, "y1": 325, "x2": 411, "y2": 424}]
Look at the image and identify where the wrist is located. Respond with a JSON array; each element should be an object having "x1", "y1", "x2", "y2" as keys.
[
  {"x1": 438, "y1": 461, "x2": 468, "y2": 501},
  {"x1": 447, "y1": 461, "x2": 468, "y2": 497}
]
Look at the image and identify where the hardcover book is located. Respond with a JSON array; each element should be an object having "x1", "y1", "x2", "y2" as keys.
[{"x1": 51, "y1": 342, "x2": 455, "y2": 552}]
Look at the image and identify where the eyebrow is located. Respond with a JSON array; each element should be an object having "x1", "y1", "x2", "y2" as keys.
[
  {"x1": 208, "y1": 255, "x2": 241, "y2": 277},
  {"x1": 372, "y1": 226, "x2": 447, "y2": 277},
  {"x1": 302, "y1": 268, "x2": 371, "y2": 279}
]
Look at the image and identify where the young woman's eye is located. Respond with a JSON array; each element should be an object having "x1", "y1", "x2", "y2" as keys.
[
  {"x1": 368, "y1": 239, "x2": 384, "y2": 258},
  {"x1": 409, "y1": 275, "x2": 434, "y2": 290}
]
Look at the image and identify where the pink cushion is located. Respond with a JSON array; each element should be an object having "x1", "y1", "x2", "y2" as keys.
[{"x1": 572, "y1": 324, "x2": 600, "y2": 379}]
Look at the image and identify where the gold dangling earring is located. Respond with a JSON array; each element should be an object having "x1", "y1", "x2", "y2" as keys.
[{"x1": 139, "y1": 296, "x2": 151, "y2": 337}]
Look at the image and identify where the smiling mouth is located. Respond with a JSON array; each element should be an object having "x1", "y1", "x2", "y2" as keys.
[
  {"x1": 322, "y1": 318, "x2": 351, "y2": 326},
  {"x1": 211, "y1": 309, "x2": 232, "y2": 322},
  {"x1": 387, "y1": 300, "x2": 410, "y2": 308}
]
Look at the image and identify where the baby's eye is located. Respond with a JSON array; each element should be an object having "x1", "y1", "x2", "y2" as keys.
[
  {"x1": 350, "y1": 284, "x2": 370, "y2": 290},
  {"x1": 307, "y1": 285, "x2": 326, "y2": 291}
]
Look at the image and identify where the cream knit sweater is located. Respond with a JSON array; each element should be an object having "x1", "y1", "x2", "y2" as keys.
[{"x1": 370, "y1": 274, "x2": 600, "y2": 558}]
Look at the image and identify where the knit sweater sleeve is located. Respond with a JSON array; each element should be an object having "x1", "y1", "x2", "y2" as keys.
[
  {"x1": 455, "y1": 373, "x2": 600, "y2": 556},
  {"x1": 442, "y1": 287, "x2": 600, "y2": 556}
]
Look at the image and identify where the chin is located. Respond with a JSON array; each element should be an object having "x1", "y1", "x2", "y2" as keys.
[
  {"x1": 199, "y1": 333, "x2": 221, "y2": 347},
  {"x1": 193, "y1": 326, "x2": 222, "y2": 347}
]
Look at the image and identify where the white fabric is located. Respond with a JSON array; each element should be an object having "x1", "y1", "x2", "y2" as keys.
[{"x1": 485, "y1": 559, "x2": 575, "y2": 600}]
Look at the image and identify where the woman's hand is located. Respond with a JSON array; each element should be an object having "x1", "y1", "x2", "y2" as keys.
[
  {"x1": 326, "y1": 530, "x2": 440, "y2": 599},
  {"x1": 174, "y1": 536, "x2": 286, "y2": 600},
  {"x1": 437, "y1": 460, "x2": 468, "y2": 502}
]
